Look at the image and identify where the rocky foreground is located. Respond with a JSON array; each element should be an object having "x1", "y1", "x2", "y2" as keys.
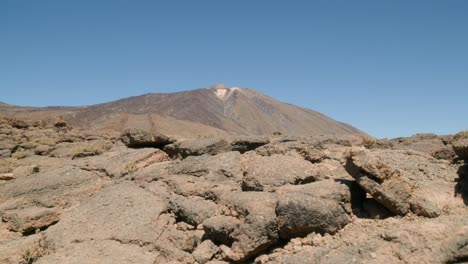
[{"x1": 0, "y1": 118, "x2": 467, "y2": 264}]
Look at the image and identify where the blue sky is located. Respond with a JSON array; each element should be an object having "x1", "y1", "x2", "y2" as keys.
[{"x1": 1, "y1": 0, "x2": 467, "y2": 138}]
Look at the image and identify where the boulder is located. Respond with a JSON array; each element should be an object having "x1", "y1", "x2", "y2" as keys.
[
  {"x1": 275, "y1": 180, "x2": 355, "y2": 239},
  {"x1": 204, "y1": 192, "x2": 279, "y2": 262},
  {"x1": 193, "y1": 240, "x2": 219, "y2": 264},
  {"x1": 392, "y1": 134, "x2": 454, "y2": 160},
  {"x1": 34, "y1": 145, "x2": 51, "y2": 155},
  {"x1": 120, "y1": 128, "x2": 174, "y2": 148},
  {"x1": 453, "y1": 137, "x2": 468, "y2": 159},
  {"x1": 347, "y1": 149, "x2": 464, "y2": 216},
  {"x1": 241, "y1": 152, "x2": 317, "y2": 191},
  {"x1": 76, "y1": 146, "x2": 169, "y2": 178},
  {"x1": 169, "y1": 194, "x2": 221, "y2": 226},
  {"x1": 169, "y1": 151, "x2": 243, "y2": 183}
]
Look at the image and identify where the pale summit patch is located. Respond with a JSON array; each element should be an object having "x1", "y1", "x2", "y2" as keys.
[{"x1": 214, "y1": 88, "x2": 228, "y2": 98}]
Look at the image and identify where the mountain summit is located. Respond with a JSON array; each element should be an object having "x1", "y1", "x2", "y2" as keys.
[{"x1": 0, "y1": 85, "x2": 362, "y2": 138}]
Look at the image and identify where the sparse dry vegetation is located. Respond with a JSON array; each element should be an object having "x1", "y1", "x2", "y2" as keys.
[
  {"x1": 401, "y1": 139, "x2": 414, "y2": 145},
  {"x1": 12, "y1": 151, "x2": 28, "y2": 159},
  {"x1": 0, "y1": 158, "x2": 17, "y2": 173},
  {"x1": 31, "y1": 136, "x2": 56, "y2": 146},
  {"x1": 20, "y1": 231, "x2": 49, "y2": 264},
  {"x1": 453, "y1": 130, "x2": 468, "y2": 142},
  {"x1": 125, "y1": 161, "x2": 138, "y2": 173},
  {"x1": 71, "y1": 141, "x2": 113, "y2": 155},
  {"x1": 361, "y1": 135, "x2": 377, "y2": 148},
  {"x1": 10, "y1": 215, "x2": 23, "y2": 232}
]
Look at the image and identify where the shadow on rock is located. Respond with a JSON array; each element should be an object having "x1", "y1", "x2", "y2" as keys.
[{"x1": 455, "y1": 163, "x2": 468, "y2": 205}]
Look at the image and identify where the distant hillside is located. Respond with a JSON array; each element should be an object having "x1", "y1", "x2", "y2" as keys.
[{"x1": 0, "y1": 85, "x2": 363, "y2": 139}]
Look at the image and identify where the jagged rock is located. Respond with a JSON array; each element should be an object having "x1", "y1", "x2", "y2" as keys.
[
  {"x1": 2, "y1": 207, "x2": 59, "y2": 234},
  {"x1": 34, "y1": 145, "x2": 52, "y2": 155},
  {"x1": 453, "y1": 137, "x2": 468, "y2": 159},
  {"x1": 169, "y1": 151, "x2": 243, "y2": 183},
  {"x1": 241, "y1": 152, "x2": 317, "y2": 191},
  {"x1": 170, "y1": 194, "x2": 221, "y2": 226},
  {"x1": 0, "y1": 124, "x2": 467, "y2": 264},
  {"x1": 164, "y1": 137, "x2": 269, "y2": 159},
  {"x1": 120, "y1": 128, "x2": 175, "y2": 148},
  {"x1": 431, "y1": 147, "x2": 456, "y2": 160},
  {"x1": 265, "y1": 215, "x2": 468, "y2": 264},
  {"x1": 77, "y1": 146, "x2": 170, "y2": 178},
  {"x1": 347, "y1": 149, "x2": 464, "y2": 216},
  {"x1": 205, "y1": 192, "x2": 279, "y2": 262},
  {"x1": 275, "y1": 180, "x2": 355, "y2": 239},
  {"x1": 391, "y1": 134, "x2": 457, "y2": 160},
  {"x1": 203, "y1": 216, "x2": 242, "y2": 246},
  {"x1": 193, "y1": 240, "x2": 219, "y2": 264},
  {"x1": 150, "y1": 214, "x2": 200, "y2": 263},
  {"x1": 229, "y1": 137, "x2": 270, "y2": 153}
]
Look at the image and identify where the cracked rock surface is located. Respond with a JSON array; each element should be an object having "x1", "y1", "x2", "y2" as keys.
[{"x1": 0, "y1": 118, "x2": 467, "y2": 263}]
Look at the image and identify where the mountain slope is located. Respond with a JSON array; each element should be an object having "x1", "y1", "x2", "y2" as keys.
[{"x1": 0, "y1": 86, "x2": 362, "y2": 138}]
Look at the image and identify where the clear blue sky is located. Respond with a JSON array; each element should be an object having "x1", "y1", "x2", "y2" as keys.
[{"x1": 1, "y1": 0, "x2": 467, "y2": 138}]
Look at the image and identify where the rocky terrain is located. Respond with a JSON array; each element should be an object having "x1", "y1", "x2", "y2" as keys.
[
  {"x1": 0, "y1": 117, "x2": 467, "y2": 264},
  {"x1": 0, "y1": 85, "x2": 361, "y2": 139}
]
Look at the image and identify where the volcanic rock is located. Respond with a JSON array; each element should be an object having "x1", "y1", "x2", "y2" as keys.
[
  {"x1": 121, "y1": 128, "x2": 175, "y2": 148},
  {"x1": 453, "y1": 137, "x2": 468, "y2": 159},
  {"x1": 347, "y1": 148, "x2": 464, "y2": 217}
]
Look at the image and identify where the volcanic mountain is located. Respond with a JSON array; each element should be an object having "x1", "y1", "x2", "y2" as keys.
[{"x1": 0, "y1": 85, "x2": 362, "y2": 139}]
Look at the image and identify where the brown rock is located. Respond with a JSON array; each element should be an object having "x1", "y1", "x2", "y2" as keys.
[
  {"x1": 0, "y1": 173, "x2": 14, "y2": 181},
  {"x1": 275, "y1": 180, "x2": 354, "y2": 239},
  {"x1": 120, "y1": 128, "x2": 175, "y2": 148},
  {"x1": 347, "y1": 149, "x2": 464, "y2": 216},
  {"x1": 45, "y1": 182, "x2": 168, "y2": 246},
  {"x1": 267, "y1": 215, "x2": 468, "y2": 264},
  {"x1": 2, "y1": 207, "x2": 59, "y2": 234},
  {"x1": 205, "y1": 192, "x2": 279, "y2": 262},
  {"x1": 164, "y1": 137, "x2": 269, "y2": 159},
  {"x1": 241, "y1": 152, "x2": 316, "y2": 191},
  {"x1": 193, "y1": 240, "x2": 219, "y2": 264},
  {"x1": 34, "y1": 145, "x2": 51, "y2": 155},
  {"x1": 453, "y1": 137, "x2": 468, "y2": 159}
]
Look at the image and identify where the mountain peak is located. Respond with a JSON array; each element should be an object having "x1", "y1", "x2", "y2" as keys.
[
  {"x1": 0, "y1": 87, "x2": 362, "y2": 138},
  {"x1": 207, "y1": 84, "x2": 244, "y2": 99},
  {"x1": 208, "y1": 83, "x2": 230, "y2": 90}
]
